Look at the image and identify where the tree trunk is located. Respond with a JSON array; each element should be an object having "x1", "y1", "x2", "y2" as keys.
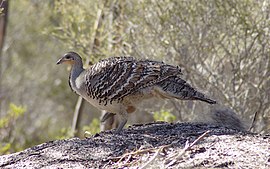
[{"x1": 0, "y1": 0, "x2": 8, "y2": 111}]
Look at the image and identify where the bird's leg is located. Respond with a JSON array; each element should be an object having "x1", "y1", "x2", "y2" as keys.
[
  {"x1": 115, "y1": 118, "x2": 127, "y2": 133},
  {"x1": 101, "y1": 112, "x2": 115, "y2": 123},
  {"x1": 100, "y1": 111, "x2": 116, "y2": 131},
  {"x1": 115, "y1": 109, "x2": 128, "y2": 133}
]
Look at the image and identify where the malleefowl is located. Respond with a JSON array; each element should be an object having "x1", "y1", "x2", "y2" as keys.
[{"x1": 57, "y1": 52, "x2": 216, "y2": 133}]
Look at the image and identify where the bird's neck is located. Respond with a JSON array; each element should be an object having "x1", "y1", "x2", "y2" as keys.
[{"x1": 69, "y1": 63, "x2": 84, "y2": 90}]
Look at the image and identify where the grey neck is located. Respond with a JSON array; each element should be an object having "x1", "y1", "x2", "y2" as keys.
[{"x1": 70, "y1": 62, "x2": 84, "y2": 89}]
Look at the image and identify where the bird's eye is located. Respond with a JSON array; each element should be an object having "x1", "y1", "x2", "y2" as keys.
[{"x1": 66, "y1": 56, "x2": 71, "y2": 59}]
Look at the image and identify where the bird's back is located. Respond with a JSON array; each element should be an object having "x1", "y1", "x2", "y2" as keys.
[{"x1": 83, "y1": 56, "x2": 182, "y2": 105}]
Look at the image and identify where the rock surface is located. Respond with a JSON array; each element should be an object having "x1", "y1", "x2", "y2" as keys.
[{"x1": 0, "y1": 121, "x2": 269, "y2": 168}]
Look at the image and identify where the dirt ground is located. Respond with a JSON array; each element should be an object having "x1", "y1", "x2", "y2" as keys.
[{"x1": 0, "y1": 121, "x2": 269, "y2": 168}]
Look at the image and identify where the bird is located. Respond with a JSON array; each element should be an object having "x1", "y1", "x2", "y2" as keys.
[{"x1": 57, "y1": 51, "x2": 216, "y2": 133}]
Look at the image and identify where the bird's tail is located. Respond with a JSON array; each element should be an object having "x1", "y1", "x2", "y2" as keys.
[
  {"x1": 192, "y1": 91, "x2": 217, "y2": 104},
  {"x1": 156, "y1": 76, "x2": 217, "y2": 104}
]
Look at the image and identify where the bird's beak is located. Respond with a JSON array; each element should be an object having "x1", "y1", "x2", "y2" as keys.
[{"x1": 56, "y1": 57, "x2": 65, "y2": 65}]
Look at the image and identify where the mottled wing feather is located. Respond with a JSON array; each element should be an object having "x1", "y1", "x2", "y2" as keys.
[
  {"x1": 114, "y1": 60, "x2": 182, "y2": 100},
  {"x1": 84, "y1": 57, "x2": 182, "y2": 105},
  {"x1": 85, "y1": 57, "x2": 131, "y2": 99},
  {"x1": 157, "y1": 76, "x2": 216, "y2": 104}
]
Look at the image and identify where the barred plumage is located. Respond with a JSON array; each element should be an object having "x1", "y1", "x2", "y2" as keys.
[
  {"x1": 85, "y1": 57, "x2": 182, "y2": 104},
  {"x1": 57, "y1": 52, "x2": 216, "y2": 133}
]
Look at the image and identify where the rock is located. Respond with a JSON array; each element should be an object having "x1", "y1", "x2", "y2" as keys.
[{"x1": 0, "y1": 122, "x2": 269, "y2": 168}]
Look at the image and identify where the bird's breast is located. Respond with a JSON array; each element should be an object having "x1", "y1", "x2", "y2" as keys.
[{"x1": 79, "y1": 91, "x2": 122, "y2": 113}]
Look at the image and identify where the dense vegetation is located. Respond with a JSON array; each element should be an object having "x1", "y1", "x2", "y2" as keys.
[{"x1": 0, "y1": 0, "x2": 269, "y2": 155}]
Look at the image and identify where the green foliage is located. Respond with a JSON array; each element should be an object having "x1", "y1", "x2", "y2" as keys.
[
  {"x1": 55, "y1": 118, "x2": 100, "y2": 139},
  {"x1": 45, "y1": 0, "x2": 106, "y2": 63},
  {"x1": 55, "y1": 127, "x2": 74, "y2": 140},
  {"x1": 0, "y1": 143, "x2": 11, "y2": 155},
  {"x1": 47, "y1": 0, "x2": 96, "y2": 55},
  {"x1": 0, "y1": 103, "x2": 26, "y2": 155},
  {"x1": 153, "y1": 109, "x2": 176, "y2": 123},
  {"x1": 45, "y1": 0, "x2": 133, "y2": 63},
  {"x1": 82, "y1": 118, "x2": 100, "y2": 135},
  {"x1": 0, "y1": 103, "x2": 26, "y2": 128}
]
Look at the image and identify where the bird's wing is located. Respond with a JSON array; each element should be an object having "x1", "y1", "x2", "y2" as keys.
[{"x1": 84, "y1": 57, "x2": 182, "y2": 104}]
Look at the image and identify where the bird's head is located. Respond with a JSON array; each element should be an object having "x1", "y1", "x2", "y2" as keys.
[{"x1": 56, "y1": 52, "x2": 82, "y2": 66}]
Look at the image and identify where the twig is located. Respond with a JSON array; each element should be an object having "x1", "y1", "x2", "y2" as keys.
[
  {"x1": 140, "y1": 147, "x2": 163, "y2": 169},
  {"x1": 108, "y1": 140, "x2": 179, "y2": 169},
  {"x1": 165, "y1": 130, "x2": 210, "y2": 167},
  {"x1": 121, "y1": 154, "x2": 132, "y2": 167},
  {"x1": 71, "y1": 96, "x2": 84, "y2": 137},
  {"x1": 186, "y1": 130, "x2": 210, "y2": 150},
  {"x1": 108, "y1": 146, "x2": 161, "y2": 161},
  {"x1": 107, "y1": 130, "x2": 210, "y2": 168},
  {"x1": 249, "y1": 111, "x2": 258, "y2": 131}
]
